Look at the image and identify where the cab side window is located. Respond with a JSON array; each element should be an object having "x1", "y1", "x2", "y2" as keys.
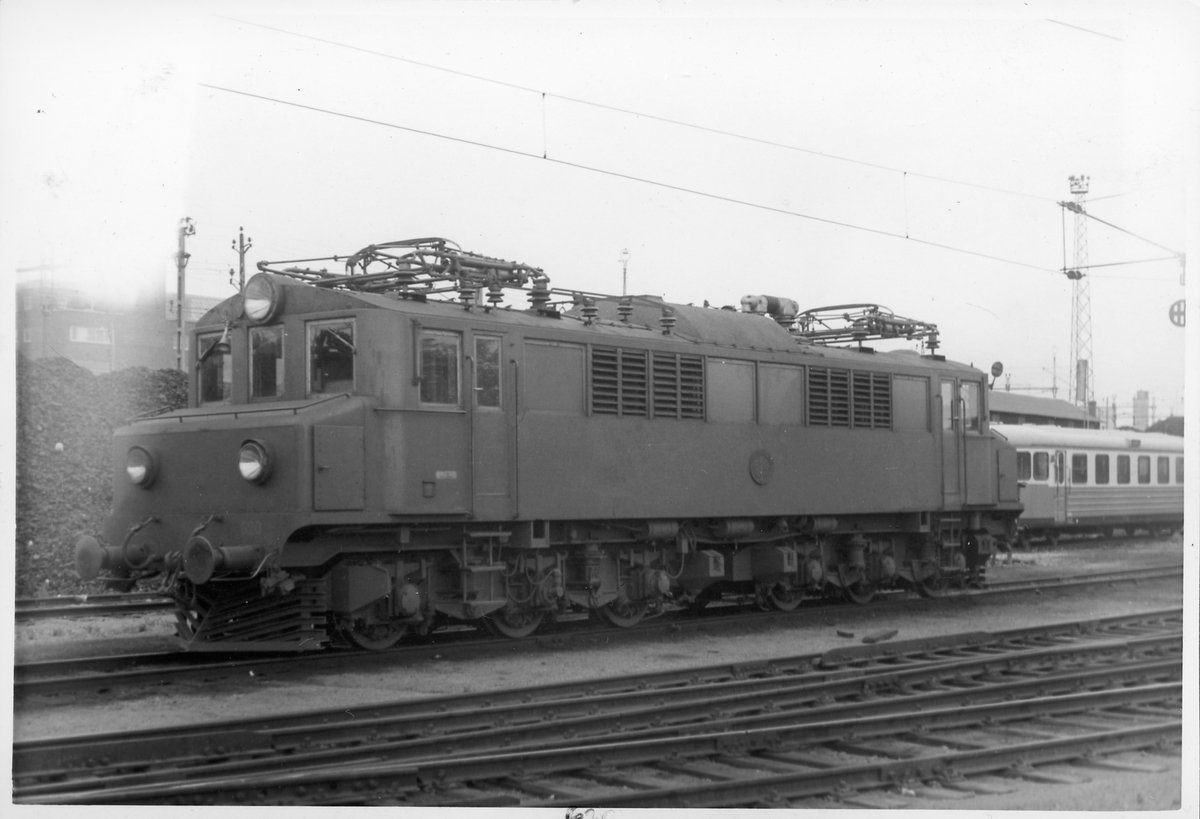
[
  {"x1": 307, "y1": 319, "x2": 355, "y2": 397},
  {"x1": 420, "y1": 330, "x2": 461, "y2": 406},
  {"x1": 474, "y1": 336, "x2": 501, "y2": 408},
  {"x1": 960, "y1": 381, "x2": 981, "y2": 432}
]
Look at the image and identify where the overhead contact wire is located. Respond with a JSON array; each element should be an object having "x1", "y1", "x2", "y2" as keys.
[
  {"x1": 200, "y1": 83, "x2": 1057, "y2": 274},
  {"x1": 219, "y1": 15, "x2": 1059, "y2": 203}
]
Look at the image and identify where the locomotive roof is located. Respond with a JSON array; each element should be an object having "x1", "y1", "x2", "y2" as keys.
[
  {"x1": 198, "y1": 276, "x2": 984, "y2": 376},
  {"x1": 991, "y1": 423, "x2": 1184, "y2": 452}
]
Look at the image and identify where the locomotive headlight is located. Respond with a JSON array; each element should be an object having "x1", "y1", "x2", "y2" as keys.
[
  {"x1": 243, "y1": 273, "x2": 282, "y2": 324},
  {"x1": 238, "y1": 440, "x2": 272, "y2": 484},
  {"x1": 126, "y1": 446, "x2": 157, "y2": 488}
]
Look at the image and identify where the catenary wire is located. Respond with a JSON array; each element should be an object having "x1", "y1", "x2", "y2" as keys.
[
  {"x1": 199, "y1": 83, "x2": 1059, "y2": 275},
  {"x1": 218, "y1": 15, "x2": 1060, "y2": 204}
]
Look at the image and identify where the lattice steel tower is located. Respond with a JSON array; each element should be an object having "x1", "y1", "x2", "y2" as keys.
[{"x1": 1065, "y1": 174, "x2": 1094, "y2": 414}]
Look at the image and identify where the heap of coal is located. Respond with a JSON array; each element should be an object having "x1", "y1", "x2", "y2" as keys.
[{"x1": 15, "y1": 357, "x2": 187, "y2": 596}]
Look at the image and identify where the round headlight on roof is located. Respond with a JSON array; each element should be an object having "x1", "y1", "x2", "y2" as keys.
[
  {"x1": 238, "y1": 440, "x2": 272, "y2": 484},
  {"x1": 126, "y1": 446, "x2": 157, "y2": 488},
  {"x1": 243, "y1": 273, "x2": 283, "y2": 324}
]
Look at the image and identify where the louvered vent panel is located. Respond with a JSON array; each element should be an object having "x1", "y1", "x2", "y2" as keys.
[
  {"x1": 871, "y1": 373, "x2": 892, "y2": 428},
  {"x1": 808, "y1": 368, "x2": 830, "y2": 426},
  {"x1": 853, "y1": 372, "x2": 873, "y2": 427},
  {"x1": 653, "y1": 352, "x2": 681, "y2": 418},
  {"x1": 619, "y1": 349, "x2": 648, "y2": 417},
  {"x1": 678, "y1": 355, "x2": 705, "y2": 419},
  {"x1": 829, "y1": 368, "x2": 851, "y2": 427},
  {"x1": 590, "y1": 347, "x2": 620, "y2": 415}
]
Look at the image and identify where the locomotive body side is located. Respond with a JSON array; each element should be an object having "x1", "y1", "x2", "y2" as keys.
[
  {"x1": 991, "y1": 423, "x2": 1184, "y2": 544},
  {"x1": 78, "y1": 270, "x2": 1022, "y2": 651}
]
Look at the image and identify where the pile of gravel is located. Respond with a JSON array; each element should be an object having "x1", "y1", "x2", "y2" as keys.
[{"x1": 15, "y1": 357, "x2": 187, "y2": 596}]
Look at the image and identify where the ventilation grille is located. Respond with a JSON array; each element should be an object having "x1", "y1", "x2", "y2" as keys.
[
  {"x1": 592, "y1": 347, "x2": 703, "y2": 419},
  {"x1": 808, "y1": 367, "x2": 851, "y2": 427},
  {"x1": 652, "y1": 352, "x2": 705, "y2": 419},
  {"x1": 853, "y1": 371, "x2": 892, "y2": 428},
  {"x1": 591, "y1": 347, "x2": 648, "y2": 417}
]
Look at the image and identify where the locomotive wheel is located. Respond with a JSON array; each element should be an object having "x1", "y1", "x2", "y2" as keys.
[
  {"x1": 596, "y1": 598, "x2": 648, "y2": 628},
  {"x1": 913, "y1": 562, "x2": 948, "y2": 598},
  {"x1": 343, "y1": 620, "x2": 407, "y2": 651},
  {"x1": 838, "y1": 566, "x2": 875, "y2": 605},
  {"x1": 483, "y1": 609, "x2": 544, "y2": 639},
  {"x1": 766, "y1": 584, "x2": 804, "y2": 612}
]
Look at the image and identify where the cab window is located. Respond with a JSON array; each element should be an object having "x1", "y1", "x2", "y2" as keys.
[
  {"x1": 308, "y1": 319, "x2": 355, "y2": 397},
  {"x1": 474, "y1": 336, "x2": 501, "y2": 408},
  {"x1": 961, "y1": 381, "x2": 981, "y2": 432},
  {"x1": 1117, "y1": 455, "x2": 1130, "y2": 484},
  {"x1": 1033, "y1": 451, "x2": 1049, "y2": 481},
  {"x1": 198, "y1": 331, "x2": 232, "y2": 405},
  {"x1": 1095, "y1": 454, "x2": 1109, "y2": 484},
  {"x1": 1071, "y1": 453, "x2": 1087, "y2": 484},
  {"x1": 250, "y1": 325, "x2": 285, "y2": 399},
  {"x1": 1017, "y1": 451, "x2": 1031, "y2": 481},
  {"x1": 420, "y1": 330, "x2": 461, "y2": 406}
]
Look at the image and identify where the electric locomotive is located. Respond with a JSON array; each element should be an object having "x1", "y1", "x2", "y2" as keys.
[{"x1": 75, "y1": 238, "x2": 1022, "y2": 651}]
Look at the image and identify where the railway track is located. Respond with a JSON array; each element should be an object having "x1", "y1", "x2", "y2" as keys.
[
  {"x1": 13, "y1": 607, "x2": 1182, "y2": 806},
  {"x1": 15, "y1": 592, "x2": 173, "y2": 621},
  {"x1": 13, "y1": 563, "x2": 1182, "y2": 698}
]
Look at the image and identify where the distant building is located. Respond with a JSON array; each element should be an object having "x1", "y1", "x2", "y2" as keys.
[
  {"x1": 1132, "y1": 390, "x2": 1150, "y2": 431},
  {"x1": 988, "y1": 391, "x2": 1100, "y2": 429},
  {"x1": 16, "y1": 276, "x2": 223, "y2": 374}
]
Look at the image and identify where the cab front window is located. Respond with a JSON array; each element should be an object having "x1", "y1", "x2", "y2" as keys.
[
  {"x1": 198, "y1": 331, "x2": 232, "y2": 405},
  {"x1": 251, "y1": 325, "x2": 285, "y2": 399},
  {"x1": 308, "y1": 319, "x2": 355, "y2": 397}
]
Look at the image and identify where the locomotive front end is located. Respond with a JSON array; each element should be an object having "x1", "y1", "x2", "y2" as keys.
[{"x1": 76, "y1": 271, "x2": 373, "y2": 650}]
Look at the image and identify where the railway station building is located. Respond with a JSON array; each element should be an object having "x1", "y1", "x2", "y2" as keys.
[{"x1": 988, "y1": 390, "x2": 1101, "y2": 429}]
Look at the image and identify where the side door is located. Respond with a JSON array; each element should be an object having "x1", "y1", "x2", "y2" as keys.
[
  {"x1": 1053, "y1": 449, "x2": 1068, "y2": 523},
  {"x1": 939, "y1": 378, "x2": 963, "y2": 507},
  {"x1": 469, "y1": 332, "x2": 513, "y2": 520}
]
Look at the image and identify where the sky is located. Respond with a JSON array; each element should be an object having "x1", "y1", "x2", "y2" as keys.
[{"x1": 1, "y1": 0, "x2": 1198, "y2": 426}]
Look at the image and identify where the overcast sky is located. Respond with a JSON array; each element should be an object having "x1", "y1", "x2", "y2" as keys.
[{"x1": 2, "y1": 0, "x2": 1197, "y2": 425}]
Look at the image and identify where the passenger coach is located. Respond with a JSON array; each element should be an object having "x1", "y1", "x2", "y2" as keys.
[{"x1": 991, "y1": 423, "x2": 1184, "y2": 544}]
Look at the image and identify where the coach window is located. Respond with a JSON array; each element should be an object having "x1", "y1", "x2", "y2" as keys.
[
  {"x1": 1177, "y1": 457, "x2": 1184, "y2": 483},
  {"x1": 419, "y1": 330, "x2": 461, "y2": 406},
  {"x1": 308, "y1": 319, "x2": 355, "y2": 397},
  {"x1": 1095, "y1": 454, "x2": 1110, "y2": 484},
  {"x1": 1017, "y1": 451, "x2": 1032, "y2": 481},
  {"x1": 474, "y1": 336, "x2": 501, "y2": 408},
  {"x1": 250, "y1": 325, "x2": 285, "y2": 399},
  {"x1": 1157, "y1": 456, "x2": 1170, "y2": 484},
  {"x1": 1117, "y1": 454, "x2": 1130, "y2": 484},
  {"x1": 1137, "y1": 455, "x2": 1151, "y2": 485},
  {"x1": 198, "y1": 331, "x2": 232, "y2": 405},
  {"x1": 1071, "y1": 453, "x2": 1088, "y2": 484},
  {"x1": 1033, "y1": 451, "x2": 1049, "y2": 481},
  {"x1": 961, "y1": 381, "x2": 981, "y2": 432}
]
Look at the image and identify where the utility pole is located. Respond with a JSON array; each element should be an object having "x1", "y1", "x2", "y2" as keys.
[
  {"x1": 175, "y1": 217, "x2": 195, "y2": 371},
  {"x1": 619, "y1": 248, "x2": 630, "y2": 296},
  {"x1": 231, "y1": 226, "x2": 253, "y2": 291},
  {"x1": 1060, "y1": 175, "x2": 1094, "y2": 414}
]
